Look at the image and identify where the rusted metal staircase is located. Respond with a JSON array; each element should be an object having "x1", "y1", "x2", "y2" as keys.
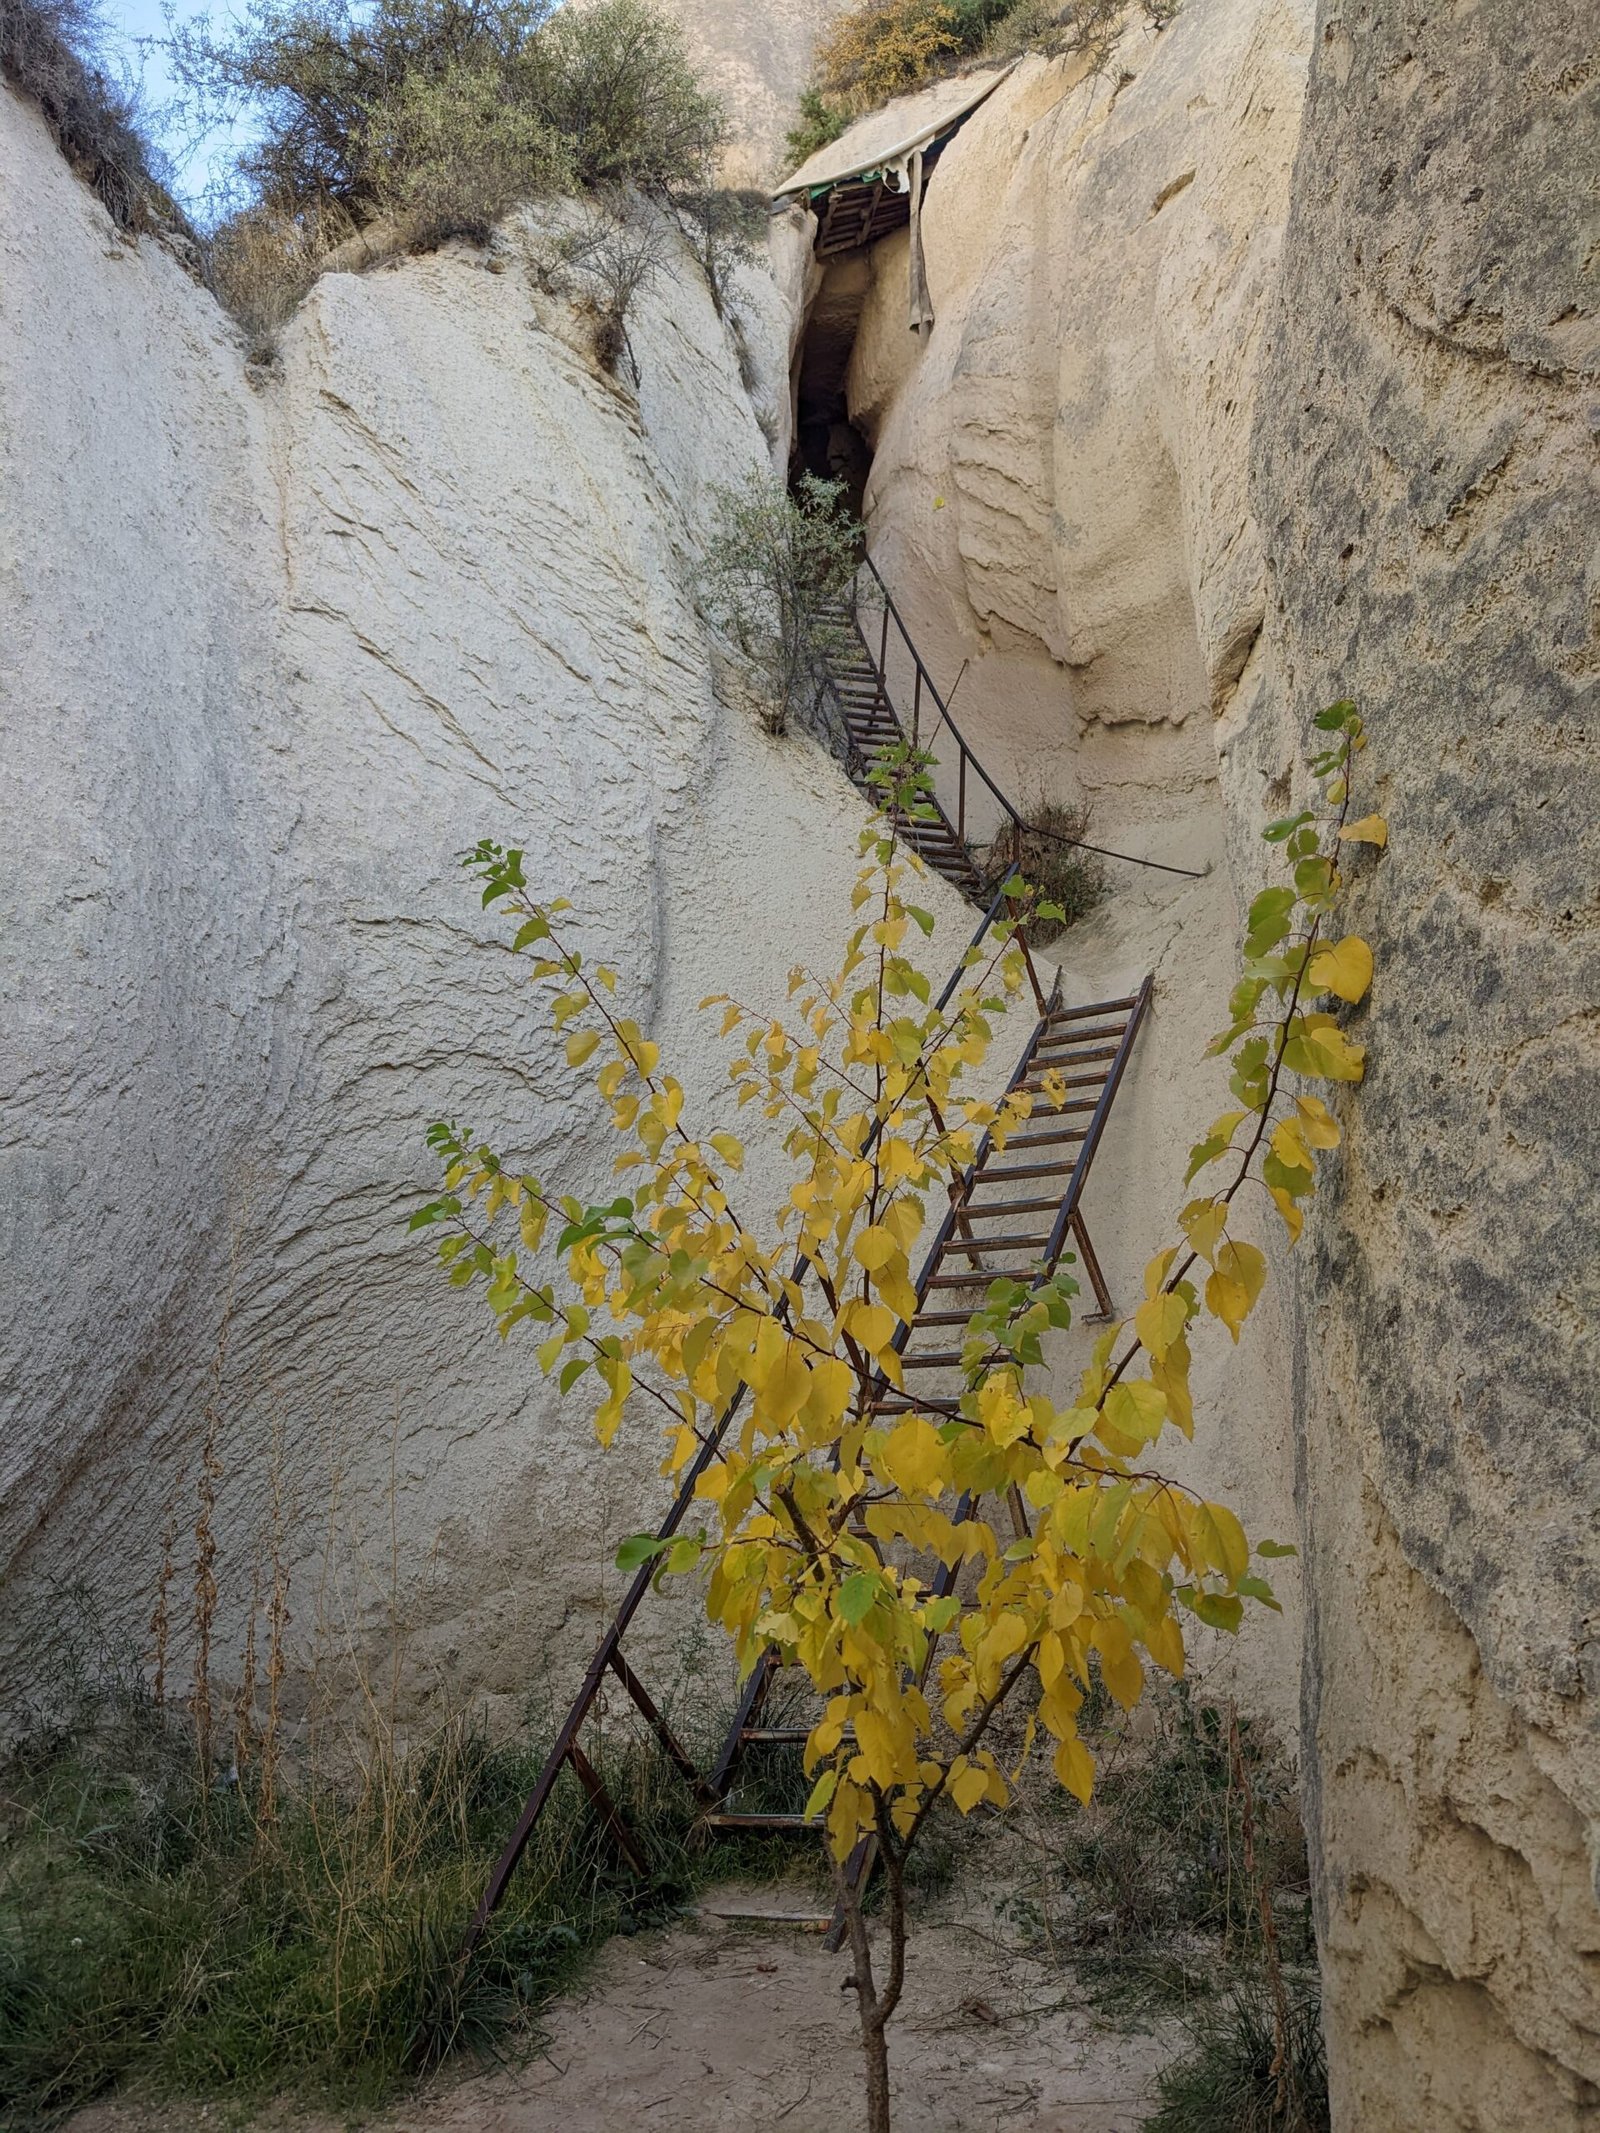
[
  {"x1": 462, "y1": 555, "x2": 1170, "y2": 1952},
  {"x1": 815, "y1": 583, "x2": 988, "y2": 899}
]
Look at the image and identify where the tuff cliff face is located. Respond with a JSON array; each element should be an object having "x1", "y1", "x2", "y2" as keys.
[
  {"x1": 0, "y1": 86, "x2": 973, "y2": 1712},
  {"x1": 768, "y1": 0, "x2": 1599, "y2": 2120},
  {"x1": 1245, "y1": 2, "x2": 1600, "y2": 2122},
  {"x1": 653, "y1": 0, "x2": 847, "y2": 185}
]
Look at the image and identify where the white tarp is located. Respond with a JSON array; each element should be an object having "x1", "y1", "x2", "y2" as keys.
[{"x1": 772, "y1": 63, "x2": 1017, "y2": 199}]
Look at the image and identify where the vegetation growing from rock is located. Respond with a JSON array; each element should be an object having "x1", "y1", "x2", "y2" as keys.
[
  {"x1": 416, "y1": 703, "x2": 1381, "y2": 2129},
  {"x1": 0, "y1": 0, "x2": 179, "y2": 228},
  {"x1": 785, "y1": 0, "x2": 1177, "y2": 165},
  {"x1": 0, "y1": 1587, "x2": 772, "y2": 2121},
  {"x1": 980, "y1": 794, "x2": 1105, "y2": 943},
  {"x1": 163, "y1": 0, "x2": 732, "y2": 350},
  {"x1": 699, "y1": 471, "x2": 864, "y2": 738}
]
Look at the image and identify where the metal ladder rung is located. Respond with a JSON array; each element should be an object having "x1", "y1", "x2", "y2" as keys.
[
  {"x1": 953, "y1": 1190, "x2": 1069, "y2": 1212},
  {"x1": 1048, "y1": 994, "x2": 1140, "y2": 1021}
]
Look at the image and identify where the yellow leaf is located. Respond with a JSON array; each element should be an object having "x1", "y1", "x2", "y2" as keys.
[
  {"x1": 1339, "y1": 813, "x2": 1388, "y2": 847},
  {"x1": 1269, "y1": 1187, "x2": 1304, "y2": 1243},
  {"x1": 978, "y1": 1376, "x2": 1031, "y2": 1448},
  {"x1": 1195, "y1": 1500, "x2": 1250, "y2": 1581},
  {"x1": 1134, "y1": 1290, "x2": 1187, "y2": 1362},
  {"x1": 1295, "y1": 1094, "x2": 1341, "y2": 1149},
  {"x1": 1179, "y1": 1198, "x2": 1227, "y2": 1264},
  {"x1": 566, "y1": 1029, "x2": 600, "y2": 1068},
  {"x1": 1283, "y1": 1016, "x2": 1366, "y2": 1083},
  {"x1": 1053, "y1": 1733, "x2": 1095, "y2": 1805},
  {"x1": 1100, "y1": 1379, "x2": 1167, "y2": 1454},
  {"x1": 877, "y1": 1270, "x2": 920, "y2": 1327},
  {"x1": 761, "y1": 1342, "x2": 811, "y2": 1429},
  {"x1": 854, "y1": 1225, "x2": 899, "y2": 1272},
  {"x1": 1144, "y1": 1247, "x2": 1178, "y2": 1300},
  {"x1": 950, "y1": 1759, "x2": 988, "y2": 1813},
  {"x1": 1150, "y1": 1335, "x2": 1194, "y2": 1437},
  {"x1": 880, "y1": 1415, "x2": 945, "y2": 1496},
  {"x1": 845, "y1": 1300, "x2": 897, "y2": 1358},
  {"x1": 1308, "y1": 934, "x2": 1374, "y2": 1004},
  {"x1": 709, "y1": 1131, "x2": 744, "y2": 1171},
  {"x1": 1204, "y1": 1241, "x2": 1266, "y2": 1341}
]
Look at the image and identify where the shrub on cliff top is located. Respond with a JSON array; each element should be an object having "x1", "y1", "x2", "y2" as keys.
[
  {"x1": 169, "y1": 0, "x2": 724, "y2": 222},
  {"x1": 0, "y1": 0, "x2": 178, "y2": 229}
]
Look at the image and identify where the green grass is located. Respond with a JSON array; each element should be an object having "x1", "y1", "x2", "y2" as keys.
[
  {"x1": 0, "y1": 1639, "x2": 818, "y2": 2126},
  {"x1": 996, "y1": 1681, "x2": 1316, "y2": 2014},
  {"x1": 1143, "y1": 1982, "x2": 1329, "y2": 2133}
]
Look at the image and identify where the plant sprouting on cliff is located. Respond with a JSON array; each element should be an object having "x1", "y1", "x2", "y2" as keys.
[
  {"x1": 416, "y1": 702, "x2": 1382, "y2": 2130},
  {"x1": 1, "y1": 0, "x2": 180, "y2": 229},
  {"x1": 698, "y1": 472, "x2": 863, "y2": 739}
]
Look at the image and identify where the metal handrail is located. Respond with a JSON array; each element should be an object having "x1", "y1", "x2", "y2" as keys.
[{"x1": 850, "y1": 553, "x2": 1206, "y2": 883}]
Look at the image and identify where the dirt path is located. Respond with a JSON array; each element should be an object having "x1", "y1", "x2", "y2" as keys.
[{"x1": 68, "y1": 1888, "x2": 1179, "y2": 2133}]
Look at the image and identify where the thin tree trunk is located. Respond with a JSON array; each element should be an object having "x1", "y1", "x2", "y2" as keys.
[{"x1": 828, "y1": 1796, "x2": 911, "y2": 2133}]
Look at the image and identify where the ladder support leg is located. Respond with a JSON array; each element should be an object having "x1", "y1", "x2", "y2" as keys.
[
  {"x1": 569, "y1": 1740, "x2": 651, "y2": 1877},
  {"x1": 1070, "y1": 1208, "x2": 1114, "y2": 1319}
]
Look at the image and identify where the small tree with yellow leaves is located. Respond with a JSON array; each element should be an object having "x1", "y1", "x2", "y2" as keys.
[{"x1": 415, "y1": 705, "x2": 1382, "y2": 2133}]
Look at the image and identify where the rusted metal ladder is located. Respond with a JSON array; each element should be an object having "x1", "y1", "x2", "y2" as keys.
[
  {"x1": 815, "y1": 589, "x2": 988, "y2": 899},
  {"x1": 460, "y1": 555, "x2": 1169, "y2": 1949},
  {"x1": 698, "y1": 973, "x2": 1152, "y2": 1927}
]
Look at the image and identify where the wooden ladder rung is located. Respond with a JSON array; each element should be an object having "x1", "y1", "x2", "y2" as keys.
[
  {"x1": 925, "y1": 1267, "x2": 1035, "y2": 1287},
  {"x1": 705, "y1": 1811, "x2": 818, "y2": 1831}
]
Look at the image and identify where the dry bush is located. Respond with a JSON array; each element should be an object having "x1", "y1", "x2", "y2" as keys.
[
  {"x1": 793, "y1": 0, "x2": 1178, "y2": 147},
  {"x1": 360, "y1": 60, "x2": 574, "y2": 248},
  {"x1": 670, "y1": 184, "x2": 765, "y2": 318},
  {"x1": 813, "y1": 0, "x2": 966, "y2": 112},
  {"x1": 559, "y1": 190, "x2": 675, "y2": 377},
  {"x1": 207, "y1": 196, "x2": 357, "y2": 359},
  {"x1": 981, "y1": 791, "x2": 1105, "y2": 942},
  {"x1": 176, "y1": 0, "x2": 725, "y2": 350},
  {"x1": 169, "y1": 0, "x2": 723, "y2": 223},
  {"x1": 0, "y1": 0, "x2": 178, "y2": 229}
]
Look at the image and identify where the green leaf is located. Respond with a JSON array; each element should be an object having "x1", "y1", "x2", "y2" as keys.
[
  {"x1": 616, "y1": 1534, "x2": 669, "y2": 1572},
  {"x1": 839, "y1": 1571, "x2": 881, "y2": 1625},
  {"x1": 1263, "y1": 811, "x2": 1313, "y2": 843},
  {"x1": 558, "y1": 1355, "x2": 589, "y2": 1394},
  {"x1": 1256, "y1": 1539, "x2": 1298, "y2": 1559}
]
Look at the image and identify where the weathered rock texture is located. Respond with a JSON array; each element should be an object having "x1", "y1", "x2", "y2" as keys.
[
  {"x1": 654, "y1": 0, "x2": 848, "y2": 186},
  {"x1": 1242, "y1": 2, "x2": 1600, "y2": 2123},
  {"x1": 0, "y1": 87, "x2": 971, "y2": 1716}
]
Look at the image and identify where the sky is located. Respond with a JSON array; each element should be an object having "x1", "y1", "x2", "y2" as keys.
[{"x1": 101, "y1": 0, "x2": 258, "y2": 213}]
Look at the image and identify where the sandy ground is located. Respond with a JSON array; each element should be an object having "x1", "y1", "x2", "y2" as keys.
[{"x1": 68, "y1": 1887, "x2": 1180, "y2": 2133}]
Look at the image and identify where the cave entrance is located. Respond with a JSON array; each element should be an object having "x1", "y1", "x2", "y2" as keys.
[
  {"x1": 775, "y1": 62, "x2": 1018, "y2": 516},
  {"x1": 790, "y1": 252, "x2": 874, "y2": 516}
]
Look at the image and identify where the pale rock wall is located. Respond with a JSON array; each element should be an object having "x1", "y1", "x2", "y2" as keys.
[
  {"x1": 652, "y1": 0, "x2": 849, "y2": 187},
  {"x1": 1243, "y1": 0, "x2": 1600, "y2": 2122},
  {"x1": 799, "y1": 0, "x2": 1598, "y2": 2114},
  {"x1": 0, "y1": 88, "x2": 973, "y2": 1716}
]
